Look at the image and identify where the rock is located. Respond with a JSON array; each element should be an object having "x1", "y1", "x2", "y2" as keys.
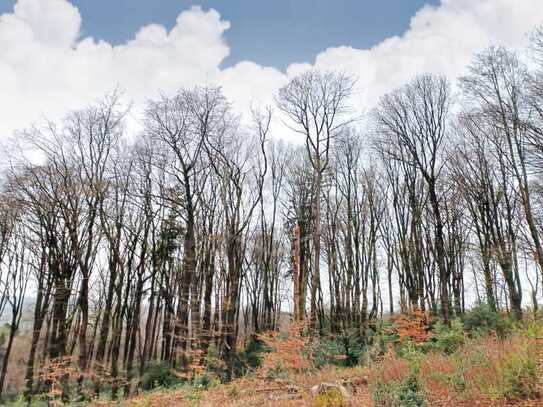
[{"x1": 311, "y1": 382, "x2": 350, "y2": 399}]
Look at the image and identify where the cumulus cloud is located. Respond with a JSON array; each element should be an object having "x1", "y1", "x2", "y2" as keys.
[
  {"x1": 0, "y1": 0, "x2": 542, "y2": 141},
  {"x1": 309, "y1": 0, "x2": 543, "y2": 114},
  {"x1": 0, "y1": 0, "x2": 257, "y2": 137}
]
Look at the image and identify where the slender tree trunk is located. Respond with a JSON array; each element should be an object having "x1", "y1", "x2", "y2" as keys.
[
  {"x1": 0, "y1": 311, "x2": 19, "y2": 397},
  {"x1": 310, "y1": 171, "x2": 322, "y2": 332},
  {"x1": 428, "y1": 180, "x2": 450, "y2": 324}
]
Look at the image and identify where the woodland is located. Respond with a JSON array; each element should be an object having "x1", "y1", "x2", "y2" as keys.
[{"x1": 1, "y1": 22, "x2": 543, "y2": 407}]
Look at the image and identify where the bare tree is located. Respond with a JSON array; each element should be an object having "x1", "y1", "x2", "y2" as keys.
[
  {"x1": 276, "y1": 69, "x2": 355, "y2": 331},
  {"x1": 373, "y1": 74, "x2": 452, "y2": 323},
  {"x1": 460, "y1": 47, "x2": 542, "y2": 300},
  {"x1": 0, "y1": 195, "x2": 31, "y2": 396}
]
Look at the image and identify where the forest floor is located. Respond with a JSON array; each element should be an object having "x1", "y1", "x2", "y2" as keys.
[
  {"x1": 90, "y1": 315, "x2": 543, "y2": 407},
  {"x1": 93, "y1": 366, "x2": 371, "y2": 406}
]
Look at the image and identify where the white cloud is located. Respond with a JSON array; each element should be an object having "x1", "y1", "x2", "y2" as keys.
[
  {"x1": 310, "y1": 0, "x2": 543, "y2": 113},
  {"x1": 0, "y1": 0, "x2": 542, "y2": 142},
  {"x1": 0, "y1": 1, "x2": 243, "y2": 137}
]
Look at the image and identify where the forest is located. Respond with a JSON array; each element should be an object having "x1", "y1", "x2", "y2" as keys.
[{"x1": 1, "y1": 22, "x2": 543, "y2": 407}]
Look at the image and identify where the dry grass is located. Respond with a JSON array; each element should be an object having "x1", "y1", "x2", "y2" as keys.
[
  {"x1": 70, "y1": 321, "x2": 543, "y2": 406},
  {"x1": 96, "y1": 366, "x2": 371, "y2": 407},
  {"x1": 370, "y1": 327, "x2": 543, "y2": 407}
]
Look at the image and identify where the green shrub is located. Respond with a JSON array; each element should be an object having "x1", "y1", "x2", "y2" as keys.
[
  {"x1": 427, "y1": 319, "x2": 465, "y2": 354},
  {"x1": 499, "y1": 345, "x2": 538, "y2": 400},
  {"x1": 239, "y1": 335, "x2": 268, "y2": 370},
  {"x1": 364, "y1": 331, "x2": 395, "y2": 364},
  {"x1": 192, "y1": 373, "x2": 220, "y2": 390},
  {"x1": 312, "y1": 338, "x2": 344, "y2": 368},
  {"x1": 311, "y1": 331, "x2": 364, "y2": 368},
  {"x1": 524, "y1": 320, "x2": 543, "y2": 339},
  {"x1": 337, "y1": 330, "x2": 365, "y2": 366},
  {"x1": 399, "y1": 373, "x2": 426, "y2": 406},
  {"x1": 227, "y1": 384, "x2": 240, "y2": 399},
  {"x1": 448, "y1": 368, "x2": 467, "y2": 394},
  {"x1": 373, "y1": 341, "x2": 426, "y2": 407},
  {"x1": 372, "y1": 372, "x2": 425, "y2": 407},
  {"x1": 264, "y1": 362, "x2": 290, "y2": 381},
  {"x1": 372, "y1": 380, "x2": 403, "y2": 407},
  {"x1": 363, "y1": 321, "x2": 397, "y2": 364},
  {"x1": 202, "y1": 344, "x2": 228, "y2": 381},
  {"x1": 396, "y1": 339, "x2": 424, "y2": 365},
  {"x1": 141, "y1": 362, "x2": 181, "y2": 390},
  {"x1": 463, "y1": 304, "x2": 514, "y2": 338}
]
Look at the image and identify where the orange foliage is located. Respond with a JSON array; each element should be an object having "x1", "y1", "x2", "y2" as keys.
[
  {"x1": 368, "y1": 348, "x2": 410, "y2": 387},
  {"x1": 257, "y1": 322, "x2": 312, "y2": 378},
  {"x1": 40, "y1": 355, "x2": 80, "y2": 402},
  {"x1": 174, "y1": 347, "x2": 206, "y2": 380},
  {"x1": 393, "y1": 308, "x2": 429, "y2": 344}
]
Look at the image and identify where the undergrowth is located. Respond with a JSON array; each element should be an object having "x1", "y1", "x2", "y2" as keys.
[{"x1": 13, "y1": 306, "x2": 541, "y2": 406}]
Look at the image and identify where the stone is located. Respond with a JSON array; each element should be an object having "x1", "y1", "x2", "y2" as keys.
[{"x1": 310, "y1": 382, "x2": 350, "y2": 399}]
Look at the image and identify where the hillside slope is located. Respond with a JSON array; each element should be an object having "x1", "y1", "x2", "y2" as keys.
[{"x1": 90, "y1": 318, "x2": 543, "y2": 407}]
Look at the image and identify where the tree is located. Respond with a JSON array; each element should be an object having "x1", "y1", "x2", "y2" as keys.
[
  {"x1": 0, "y1": 195, "x2": 30, "y2": 396},
  {"x1": 276, "y1": 69, "x2": 355, "y2": 331},
  {"x1": 460, "y1": 47, "x2": 542, "y2": 301},
  {"x1": 373, "y1": 74, "x2": 452, "y2": 323}
]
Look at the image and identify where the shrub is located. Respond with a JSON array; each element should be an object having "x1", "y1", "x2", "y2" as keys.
[
  {"x1": 427, "y1": 319, "x2": 465, "y2": 354},
  {"x1": 202, "y1": 344, "x2": 228, "y2": 382},
  {"x1": 264, "y1": 362, "x2": 290, "y2": 381},
  {"x1": 312, "y1": 337, "x2": 345, "y2": 368},
  {"x1": 311, "y1": 331, "x2": 364, "y2": 368},
  {"x1": 365, "y1": 329, "x2": 396, "y2": 364},
  {"x1": 448, "y1": 367, "x2": 467, "y2": 394},
  {"x1": 227, "y1": 384, "x2": 240, "y2": 399},
  {"x1": 337, "y1": 330, "x2": 365, "y2": 366},
  {"x1": 141, "y1": 362, "x2": 181, "y2": 391},
  {"x1": 394, "y1": 309, "x2": 429, "y2": 345},
  {"x1": 237, "y1": 335, "x2": 268, "y2": 374},
  {"x1": 258, "y1": 323, "x2": 311, "y2": 379},
  {"x1": 396, "y1": 339, "x2": 425, "y2": 365},
  {"x1": 399, "y1": 373, "x2": 426, "y2": 406},
  {"x1": 524, "y1": 320, "x2": 543, "y2": 339},
  {"x1": 4, "y1": 395, "x2": 50, "y2": 407},
  {"x1": 372, "y1": 343, "x2": 426, "y2": 407},
  {"x1": 372, "y1": 372, "x2": 425, "y2": 407},
  {"x1": 462, "y1": 304, "x2": 514, "y2": 338},
  {"x1": 192, "y1": 373, "x2": 220, "y2": 390},
  {"x1": 372, "y1": 380, "x2": 403, "y2": 406},
  {"x1": 495, "y1": 343, "x2": 538, "y2": 401}
]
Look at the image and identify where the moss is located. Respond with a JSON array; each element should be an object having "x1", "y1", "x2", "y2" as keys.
[{"x1": 314, "y1": 387, "x2": 349, "y2": 407}]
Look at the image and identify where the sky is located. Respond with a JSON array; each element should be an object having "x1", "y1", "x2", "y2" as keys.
[
  {"x1": 0, "y1": 0, "x2": 542, "y2": 141},
  {"x1": 0, "y1": 0, "x2": 439, "y2": 70}
]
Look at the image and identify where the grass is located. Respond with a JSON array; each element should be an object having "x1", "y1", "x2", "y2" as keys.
[
  {"x1": 83, "y1": 323, "x2": 542, "y2": 406},
  {"x1": 9, "y1": 311, "x2": 543, "y2": 406}
]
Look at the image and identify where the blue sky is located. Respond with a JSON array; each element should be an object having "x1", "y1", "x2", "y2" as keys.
[{"x1": 0, "y1": 0, "x2": 439, "y2": 70}]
